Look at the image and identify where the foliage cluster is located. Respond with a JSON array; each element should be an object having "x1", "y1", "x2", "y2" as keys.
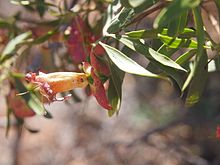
[{"x1": 0, "y1": 0, "x2": 219, "y2": 133}]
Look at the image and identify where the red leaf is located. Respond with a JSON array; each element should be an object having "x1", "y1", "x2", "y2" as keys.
[
  {"x1": 8, "y1": 91, "x2": 35, "y2": 118},
  {"x1": 67, "y1": 16, "x2": 90, "y2": 64},
  {"x1": 216, "y1": 126, "x2": 220, "y2": 139},
  {"x1": 90, "y1": 68, "x2": 112, "y2": 110},
  {"x1": 90, "y1": 44, "x2": 110, "y2": 76}
]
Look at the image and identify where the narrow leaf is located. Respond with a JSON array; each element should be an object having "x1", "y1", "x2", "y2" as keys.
[
  {"x1": 107, "y1": 7, "x2": 134, "y2": 34},
  {"x1": 154, "y1": 0, "x2": 200, "y2": 28},
  {"x1": 167, "y1": 11, "x2": 188, "y2": 37},
  {"x1": 175, "y1": 49, "x2": 196, "y2": 66},
  {"x1": 125, "y1": 29, "x2": 160, "y2": 39},
  {"x1": 0, "y1": 31, "x2": 32, "y2": 62},
  {"x1": 158, "y1": 34, "x2": 198, "y2": 49},
  {"x1": 149, "y1": 48, "x2": 187, "y2": 72},
  {"x1": 186, "y1": 7, "x2": 208, "y2": 106},
  {"x1": 14, "y1": 78, "x2": 45, "y2": 115},
  {"x1": 126, "y1": 28, "x2": 196, "y2": 39},
  {"x1": 107, "y1": 35, "x2": 187, "y2": 87},
  {"x1": 99, "y1": 42, "x2": 164, "y2": 79},
  {"x1": 108, "y1": 63, "x2": 125, "y2": 116}
]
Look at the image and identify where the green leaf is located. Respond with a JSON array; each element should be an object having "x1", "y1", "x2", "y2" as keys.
[
  {"x1": 99, "y1": 42, "x2": 165, "y2": 79},
  {"x1": 167, "y1": 11, "x2": 188, "y2": 37},
  {"x1": 181, "y1": 62, "x2": 194, "y2": 92},
  {"x1": 36, "y1": 0, "x2": 47, "y2": 17},
  {"x1": 6, "y1": 108, "x2": 12, "y2": 137},
  {"x1": 175, "y1": 49, "x2": 196, "y2": 66},
  {"x1": 107, "y1": 35, "x2": 187, "y2": 87},
  {"x1": 154, "y1": 0, "x2": 201, "y2": 28},
  {"x1": 156, "y1": 44, "x2": 178, "y2": 58},
  {"x1": 0, "y1": 31, "x2": 32, "y2": 63},
  {"x1": 32, "y1": 29, "x2": 58, "y2": 44},
  {"x1": 158, "y1": 34, "x2": 198, "y2": 49},
  {"x1": 126, "y1": 28, "x2": 196, "y2": 39},
  {"x1": 149, "y1": 48, "x2": 187, "y2": 72},
  {"x1": 125, "y1": 29, "x2": 160, "y2": 39},
  {"x1": 0, "y1": 18, "x2": 11, "y2": 28},
  {"x1": 14, "y1": 78, "x2": 45, "y2": 115},
  {"x1": 107, "y1": 7, "x2": 135, "y2": 33},
  {"x1": 186, "y1": 7, "x2": 208, "y2": 106},
  {"x1": 108, "y1": 63, "x2": 125, "y2": 116},
  {"x1": 121, "y1": 0, "x2": 159, "y2": 13}
]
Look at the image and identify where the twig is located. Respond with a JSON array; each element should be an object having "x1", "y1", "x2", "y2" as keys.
[
  {"x1": 125, "y1": 1, "x2": 167, "y2": 28},
  {"x1": 12, "y1": 125, "x2": 22, "y2": 165},
  {"x1": 126, "y1": 110, "x2": 188, "y2": 148}
]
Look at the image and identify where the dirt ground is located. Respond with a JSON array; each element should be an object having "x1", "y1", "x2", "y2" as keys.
[{"x1": 1, "y1": 74, "x2": 220, "y2": 165}]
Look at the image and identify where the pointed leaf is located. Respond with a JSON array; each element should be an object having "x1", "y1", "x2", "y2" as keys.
[
  {"x1": 175, "y1": 49, "x2": 196, "y2": 66},
  {"x1": 99, "y1": 42, "x2": 165, "y2": 79},
  {"x1": 126, "y1": 28, "x2": 196, "y2": 39},
  {"x1": 125, "y1": 29, "x2": 159, "y2": 39},
  {"x1": 0, "y1": 31, "x2": 32, "y2": 63},
  {"x1": 106, "y1": 35, "x2": 187, "y2": 87},
  {"x1": 154, "y1": 0, "x2": 200, "y2": 28},
  {"x1": 107, "y1": 7, "x2": 135, "y2": 33},
  {"x1": 167, "y1": 11, "x2": 188, "y2": 37},
  {"x1": 149, "y1": 48, "x2": 187, "y2": 72},
  {"x1": 14, "y1": 78, "x2": 45, "y2": 115},
  {"x1": 158, "y1": 34, "x2": 198, "y2": 49},
  {"x1": 36, "y1": 0, "x2": 47, "y2": 17},
  {"x1": 125, "y1": 28, "x2": 196, "y2": 39},
  {"x1": 90, "y1": 68, "x2": 112, "y2": 110},
  {"x1": 186, "y1": 7, "x2": 208, "y2": 106},
  {"x1": 108, "y1": 63, "x2": 125, "y2": 116}
]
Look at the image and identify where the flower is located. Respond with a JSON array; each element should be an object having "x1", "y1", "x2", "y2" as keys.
[
  {"x1": 25, "y1": 72, "x2": 88, "y2": 102},
  {"x1": 26, "y1": 69, "x2": 112, "y2": 110}
]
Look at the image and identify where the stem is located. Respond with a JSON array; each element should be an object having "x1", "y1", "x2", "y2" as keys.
[
  {"x1": 125, "y1": 1, "x2": 167, "y2": 28},
  {"x1": 12, "y1": 125, "x2": 22, "y2": 165}
]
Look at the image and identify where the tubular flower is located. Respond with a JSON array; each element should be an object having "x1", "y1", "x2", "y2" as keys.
[
  {"x1": 8, "y1": 91, "x2": 35, "y2": 118},
  {"x1": 25, "y1": 72, "x2": 88, "y2": 102}
]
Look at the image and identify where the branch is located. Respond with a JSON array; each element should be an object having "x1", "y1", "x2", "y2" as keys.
[
  {"x1": 127, "y1": 108, "x2": 189, "y2": 148},
  {"x1": 126, "y1": 1, "x2": 167, "y2": 28}
]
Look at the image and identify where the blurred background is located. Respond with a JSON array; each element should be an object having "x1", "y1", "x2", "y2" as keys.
[{"x1": 1, "y1": 1, "x2": 220, "y2": 165}]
